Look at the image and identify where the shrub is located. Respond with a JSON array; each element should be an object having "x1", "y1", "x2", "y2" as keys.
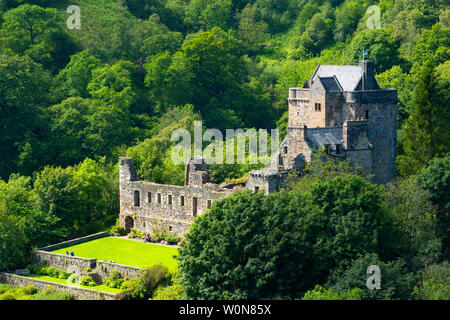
[
  {"x1": 129, "y1": 227, "x2": 144, "y2": 238},
  {"x1": 79, "y1": 275, "x2": 96, "y2": 287},
  {"x1": 153, "y1": 276, "x2": 185, "y2": 300},
  {"x1": 20, "y1": 285, "x2": 38, "y2": 296},
  {"x1": 0, "y1": 284, "x2": 12, "y2": 294},
  {"x1": 117, "y1": 264, "x2": 171, "y2": 300},
  {"x1": 143, "y1": 264, "x2": 170, "y2": 294},
  {"x1": 85, "y1": 267, "x2": 92, "y2": 272},
  {"x1": 46, "y1": 266, "x2": 69, "y2": 279},
  {"x1": 111, "y1": 220, "x2": 126, "y2": 236},
  {"x1": 104, "y1": 269, "x2": 124, "y2": 289},
  {"x1": 46, "y1": 266, "x2": 60, "y2": 278},
  {"x1": 0, "y1": 292, "x2": 16, "y2": 300},
  {"x1": 165, "y1": 233, "x2": 181, "y2": 245},
  {"x1": 151, "y1": 225, "x2": 170, "y2": 242}
]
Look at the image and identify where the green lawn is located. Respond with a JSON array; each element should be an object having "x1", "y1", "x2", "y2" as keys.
[
  {"x1": 52, "y1": 237, "x2": 179, "y2": 271},
  {"x1": 24, "y1": 274, "x2": 122, "y2": 294}
]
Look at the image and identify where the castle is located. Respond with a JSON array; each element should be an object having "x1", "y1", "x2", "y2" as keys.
[{"x1": 119, "y1": 60, "x2": 398, "y2": 235}]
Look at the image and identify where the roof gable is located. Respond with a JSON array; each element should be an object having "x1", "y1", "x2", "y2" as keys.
[{"x1": 312, "y1": 65, "x2": 362, "y2": 91}]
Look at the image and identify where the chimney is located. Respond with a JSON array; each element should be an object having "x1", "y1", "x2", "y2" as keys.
[{"x1": 359, "y1": 60, "x2": 379, "y2": 90}]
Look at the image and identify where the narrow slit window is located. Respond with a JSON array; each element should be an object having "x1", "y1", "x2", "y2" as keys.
[
  {"x1": 168, "y1": 194, "x2": 172, "y2": 205},
  {"x1": 365, "y1": 110, "x2": 369, "y2": 119},
  {"x1": 134, "y1": 190, "x2": 140, "y2": 207},
  {"x1": 207, "y1": 200, "x2": 212, "y2": 209},
  {"x1": 193, "y1": 197, "x2": 198, "y2": 217},
  {"x1": 158, "y1": 193, "x2": 161, "y2": 204},
  {"x1": 148, "y1": 192, "x2": 152, "y2": 203},
  {"x1": 180, "y1": 196, "x2": 185, "y2": 206}
]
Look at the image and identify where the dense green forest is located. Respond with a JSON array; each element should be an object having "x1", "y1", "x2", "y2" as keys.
[{"x1": 0, "y1": 0, "x2": 449, "y2": 300}]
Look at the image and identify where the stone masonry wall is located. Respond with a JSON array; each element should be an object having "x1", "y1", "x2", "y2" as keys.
[
  {"x1": 39, "y1": 232, "x2": 109, "y2": 251},
  {"x1": 33, "y1": 250, "x2": 96, "y2": 272},
  {"x1": 119, "y1": 158, "x2": 233, "y2": 236},
  {"x1": 0, "y1": 273, "x2": 116, "y2": 300},
  {"x1": 97, "y1": 261, "x2": 144, "y2": 280}
]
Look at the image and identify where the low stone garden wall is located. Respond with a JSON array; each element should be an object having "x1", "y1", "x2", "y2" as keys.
[
  {"x1": 39, "y1": 231, "x2": 109, "y2": 251},
  {"x1": 0, "y1": 273, "x2": 116, "y2": 300},
  {"x1": 33, "y1": 250, "x2": 96, "y2": 273},
  {"x1": 32, "y1": 232, "x2": 146, "y2": 281},
  {"x1": 97, "y1": 261, "x2": 144, "y2": 280}
]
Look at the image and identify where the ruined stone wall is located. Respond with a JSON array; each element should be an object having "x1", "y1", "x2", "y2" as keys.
[
  {"x1": 120, "y1": 177, "x2": 232, "y2": 235},
  {"x1": 0, "y1": 273, "x2": 116, "y2": 300}
]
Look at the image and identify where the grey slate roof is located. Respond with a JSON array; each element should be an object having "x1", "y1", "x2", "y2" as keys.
[
  {"x1": 318, "y1": 76, "x2": 343, "y2": 92},
  {"x1": 312, "y1": 65, "x2": 362, "y2": 91},
  {"x1": 306, "y1": 128, "x2": 344, "y2": 150}
]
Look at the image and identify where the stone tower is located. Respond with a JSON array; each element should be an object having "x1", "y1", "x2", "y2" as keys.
[{"x1": 284, "y1": 60, "x2": 397, "y2": 184}]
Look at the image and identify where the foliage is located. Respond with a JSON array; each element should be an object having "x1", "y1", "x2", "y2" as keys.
[
  {"x1": 117, "y1": 264, "x2": 171, "y2": 300},
  {"x1": 104, "y1": 269, "x2": 124, "y2": 289},
  {"x1": 398, "y1": 60, "x2": 450, "y2": 176},
  {"x1": 153, "y1": 276, "x2": 185, "y2": 300},
  {"x1": 0, "y1": 284, "x2": 73, "y2": 300},
  {"x1": 179, "y1": 175, "x2": 394, "y2": 299},
  {"x1": 327, "y1": 253, "x2": 415, "y2": 300},
  {"x1": 79, "y1": 275, "x2": 96, "y2": 287},
  {"x1": 0, "y1": 212, "x2": 28, "y2": 270},
  {"x1": 413, "y1": 261, "x2": 450, "y2": 300},
  {"x1": 46, "y1": 266, "x2": 70, "y2": 279},
  {"x1": 301, "y1": 285, "x2": 363, "y2": 300}
]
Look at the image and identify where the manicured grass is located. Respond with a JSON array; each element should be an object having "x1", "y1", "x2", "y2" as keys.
[
  {"x1": 52, "y1": 237, "x2": 179, "y2": 271},
  {"x1": 24, "y1": 274, "x2": 123, "y2": 294}
]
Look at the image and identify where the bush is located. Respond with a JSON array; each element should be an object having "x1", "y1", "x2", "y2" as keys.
[
  {"x1": 143, "y1": 264, "x2": 170, "y2": 295},
  {"x1": 79, "y1": 275, "x2": 96, "y2": 287},
  {"x1": 46, "y1": 266, "x2": 69, "y2": 279},
  {"x1": 151, "y1": 225, "x2": 170, "y2": 242},
  {"x1": 0, "y1": 284, "x2": 12, "y2": 294},
  {"x1": 153, "y1": 276, "x2": 185, "y2": 300},
  {"x1": 111, "y1": 219, "x2": 126, "y2": 236},
  {"x1": 117, "y1": 264, "x2": 171, "y2": 300},
  {"x1": 165, "y1": 233, "x2": 181, "y2": 245},
  {"x1": 0, "y1": 292, "x2": 16, "y2": 300},
  {"x1": 20, "y1": 285, "x2": 38, "y2": 296},
  {"x1": 104, "y1": 269, "x2": 124, "y2": 289}
]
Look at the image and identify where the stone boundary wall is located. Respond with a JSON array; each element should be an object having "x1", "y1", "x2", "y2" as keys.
[
  {"x1": 39, "y1": 231, "x2": 109, "y2": 251},
  {"x1": 0, "y1": 273, "x2": 116, "y2": 300},
  {"x1": 97, "y1": 261, "x2": 144, "y2": 280},
  {"x1": 32, "y1": 250, "x2": 97, "y2": 272}
]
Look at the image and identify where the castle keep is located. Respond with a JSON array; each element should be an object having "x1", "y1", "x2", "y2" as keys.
[{"x1": 120, "y1": 60, "x2": 398, "y2": 235}]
